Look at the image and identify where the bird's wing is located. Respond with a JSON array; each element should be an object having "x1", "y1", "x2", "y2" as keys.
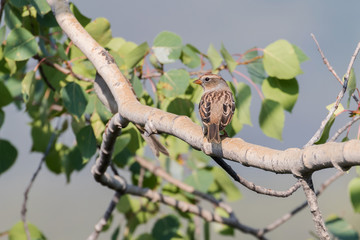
[
  {"x1": 220, "y1": 90, "x2": 235, "y2": 131},
  {"x1": 199, "y1": 93, "x2": 212, "y2": 124}
]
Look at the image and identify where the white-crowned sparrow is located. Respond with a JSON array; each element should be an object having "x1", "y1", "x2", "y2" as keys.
[{"x1": 193, "y1": 74, "x2": 235, "y2": 143}]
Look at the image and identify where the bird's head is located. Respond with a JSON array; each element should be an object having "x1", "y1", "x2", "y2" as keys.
[{"x1": 193, "y1": 74, "x2": 228, "y2": 92}]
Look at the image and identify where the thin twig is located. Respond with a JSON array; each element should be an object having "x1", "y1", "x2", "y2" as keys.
[
  {"x1": 344, "y1": 41, "x2": 360, "y2": 82},
  {"x1": 258, "y1": 171, "x2": 344, "y2": 237},
  {"x1": 21, "y1": 119, "x2": 60, "y2": 240},
  {"x1": 212, "y1": 156, "x2": 301, "y2": 197},
  {"x1": 38, "y1": 65, "x2": 56, "y2": 91},
  {"x1": 329, "y1": 115, "x2": 360, "y2": 142},
  {"x1": 299, "y1": 176, "x2": 330, "y2": 240},
  {"x1": 135, "y1": 156, "x2": 235, "y2": 216},
  {"x1": 233, "y1": 70, "x2": 265, "y2": 100},
  {"x1": 305, "y1": 35, "x2": 360, "y2": 147},
  {"x1": 87, "y1": 191, "x2": 122, "y2": 240},
  {"x1": 311, "y1": 34, "x2": 342, "y2": 84},
  {"x1": 304, "y1": 87, "x2": 347, "y2": 147},
  {"x1": 33, "y1": 55, "x2": 94, "y2": 83}
]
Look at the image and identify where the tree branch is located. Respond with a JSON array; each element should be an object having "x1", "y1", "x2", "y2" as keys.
[
  {"x1": 304, "y1": 34, "x2": 360, "y2": 147},
  {"x1": 258, "y1": 171, "x2": 344, "y2": 237},
  {"x1": 21, "y1": 119, "x2": 59, "y2": 240},
  {"x1": 87, "y1": 191, "x2": 122, "y2": 240},
  {"x1": 300, "y1": 176, "x2": 330, "y2": 240},
  {"x1": 33, "y1": 55, "x2": 94, "y2": 83},
  {"x1": 135, "y1": 156, "x2": 236, "y2": 216},
  {"x1": 211, "y1": 156, "x2": 301, "y2": 197},
  {"x1": 329, "y1": 115, "x2": 360, "y2": 142},
  {"x1": 90, "y1": 107, "x2": 264, "y2": 238},
  {"x1": 47, "y1": 0, "x2": 360, "y2": 179}
]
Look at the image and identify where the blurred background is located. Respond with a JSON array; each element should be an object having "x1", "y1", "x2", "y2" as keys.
[{"x1": 1, "y1": 0, "x2": 360, "y2": 239}]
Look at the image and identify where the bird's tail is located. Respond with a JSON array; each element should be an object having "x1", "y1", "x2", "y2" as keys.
[{"x1": 207, "y1": 124, "x2": 221, "y2": 143}]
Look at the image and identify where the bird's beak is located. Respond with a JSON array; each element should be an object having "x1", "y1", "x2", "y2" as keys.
[{"x1": 193, "y1": 79, "x2": 202, "y2": 85}]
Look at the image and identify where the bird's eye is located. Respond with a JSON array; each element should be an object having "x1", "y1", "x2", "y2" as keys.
[{"x1": 204, "y1": 77, "x2": 210, "y2": 81}]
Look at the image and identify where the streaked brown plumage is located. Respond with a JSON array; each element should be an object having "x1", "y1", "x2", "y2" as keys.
[{"x1": 194, "y1": 74, "x2": 235, "y2": 143}]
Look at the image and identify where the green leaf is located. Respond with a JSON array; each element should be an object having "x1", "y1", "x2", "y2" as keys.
[
  {"x1": 117, "y1": 195, "x2": 140, "y2": 213},
  {"x1": 75, "y1": 125, "x2": 97, "y2": 160},
  {"x1": 0, "y1": 81, "x2": 13, "y2": 107},
  {"x1": 113, "y1": 134, "x2": 131, "y2": 156},
  {"x1": 185, "y1": 169, "x2": 214, "y2": 193},
  {"x1": 136, "y1": 233, "x2": 155, "y2": 240},
  {"x1": 112, "y1": 133, "x2": 132, "y2": 167},
  {"x1": 111, "y1": 226, "x2": 120, "y2": 240},
  {"x1": 166, "y1": 136, "x2": 189, "y2": 160},
  {"x1": 315, "y1": 112, "x2": 336, "y2": 145},
  {"x1": 31, "y1": 121, "x2": 53, "y2": 152},
  {"x1": 85, "y1": 17, "x2": 112, "y2": 46},
  {"x1": 167, "y1": 98, "x2": 194, "y2": 117},
  {"x1": 37, "y1": 11, "x2": 58, "y2": 28},
  {"x1": 207, "y1": 44, "x2": 223, "y2": 70},
  {"x1": 63, "y1": 146, "x2": 84, "y2": 182},
  {"x1": 45, "y1": 143, "x2": 65, "y2": 174},
  {"x1": 4, "y1": 28, "x2": 38, "y2": 61},
  {"x1": 262, "y1": 77, "x2": 299, "y2": 112},
  {"x1": 292, "y1": 44, "x2": 309, "y2": 63},
  {"x1": 122, "y1": 123, "x2": 144, "y2": 153},
  {"x1": 326, "y1": 102, "x2": 345, "y2": 116},
  {"x1": 152, "y1": 215, "x2": 181, "y2": 240},
  {"x1": 259, "y1": 99, "x2": 284, "y2": 140},
  {"x1": 61, "y1": 82, "x2": 88, "y2": 118},
  {"x1": 204, "y1": 222, "x2": 210, "y2": 240},
  {"x1": 153, "y1": 31, "x2": 182, "y2": 64},
  {"x1": 325, "y1": 215, "x2": 359, "y2": 240},
  {"x1": 9, "y1": 0, "x2": 28, "y2": 8},
  {"x1": 349, "y1": 177, "x2": 360, "y2": 213},
  {"x1": 29, "y1": 0, "x2": 51, "y2": 16},
  {"x1": 0, "y1": 26, "x2": 6, "y2": 43},
  {"x1": 130, "y1": 75, "x2": 143, "y2": 98},
  {"x1": 235, "y1": 82, "x2": 252, "y2": 126},
  {"x1": 158, "y1": 69, "x2": 190, "y2": 98},
  {"x1": 70, "y1": 3, "x2": 91, "y2": 27},
  {"x1": 5, "y1": 57, "x2": 17, "y2": 76},
  {"x1": 0, "y1": 139, "x2": 17, "y2": 175},
  {"x1": 106, "y1": 37, "x2": 126, "y2": 51},
  {"x1": 130, "y1": 162, "x2": 158, "y2": 189},
  {"x1": 181, "y1": 44, "x2": 200, "y2": 68},
  {"x1": 220, "y1": 43, "x2": 237, "y2": 72},
  {"x1": 347, "y1": 68, "x2": 356, "y2": 108},
  {"x1": 263, "y1": 39, "x2": 302, "y2": 79},
  {"x1": 214, "y1": 212, "x2": 234, "y2": 236},
  {"x1": 21, "y1": 70, "x2": 36, "y2": 107},
  {"x1": 9, "y1": 221, "x2": 46, "y2": 240},
  {"x1": 117, "y1": 41, "x2": 137, "y2": 58},
  {"x1": 212, "y1": 166, "x2": 241, "y2": 201},
  {"x1": 243, "y1": 48, "x2": 266, "y2": 84},
  {"x1": 126, "y1": 42, "x2": 149, "y2": 69},
  {"x1": 4, "y1": 4, "x2": 22, "y2": 29},
  {"x1": 0, "y1": 109, "x2": 4, "y2": 129}
]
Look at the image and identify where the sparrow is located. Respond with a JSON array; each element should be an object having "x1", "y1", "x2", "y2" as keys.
[{"x1": 193, "y1": 74, "x2": 235, "y2": 143}]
